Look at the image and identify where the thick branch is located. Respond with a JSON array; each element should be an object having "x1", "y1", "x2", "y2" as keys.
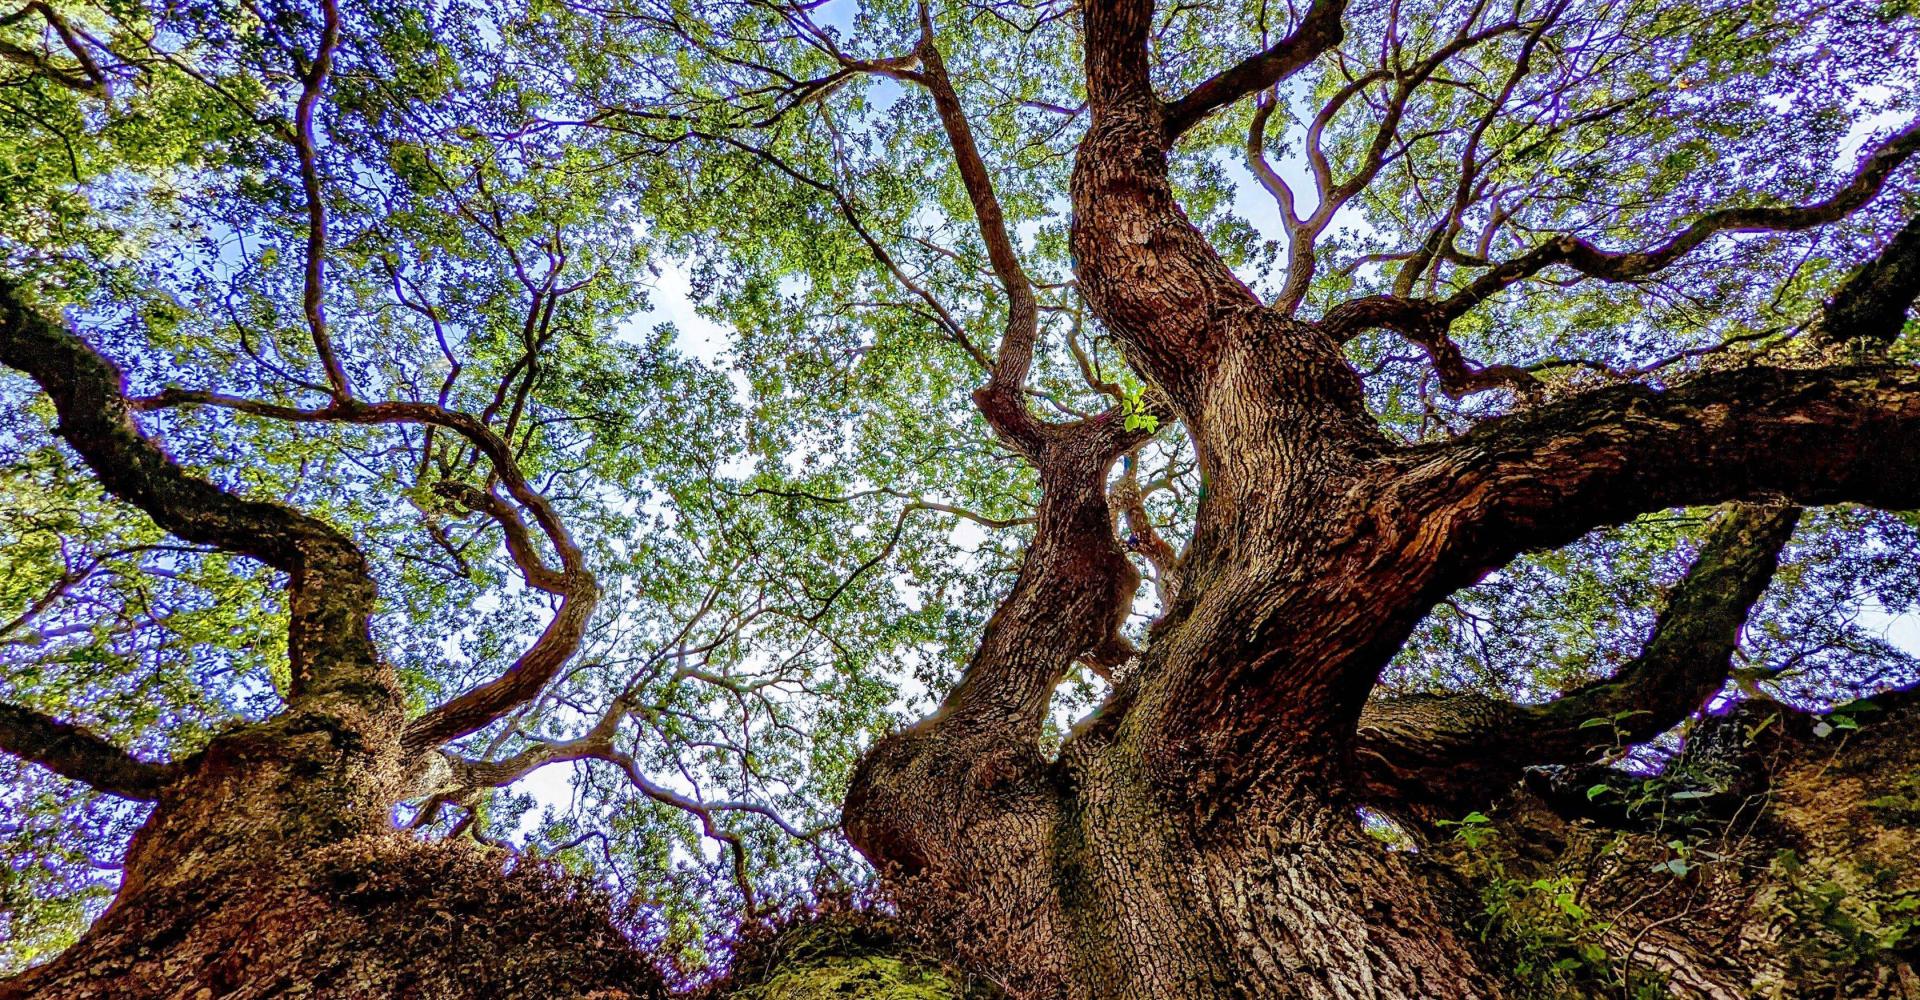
[
  {"x1": 1160, "y1": 0, "x2": 1346, "y2": 143},
  {"x1": 1353, "y1": 504, "x2": 1799, "y2": 814},
  {"x1": 913, "y1": 15, "x2": 1045, "y2": 453},
  {"x1": 1410, "y1": 208, "x2": 1920, "y2": 574},
  {"x1": 0, "y1": 701, "x2": 177, "y2": 799},
  {"x1": 936, "y1": 422, "x2": 1147, "y2": 733},
  {"x1": 128, "y1": 387, "x2": 595, "y2": 750},
  {"x1": 1815, "y1": 213, "x2": 1920, "y2": 348},
  {"x1": 0, "y1": 280, "x2": 383, "y2": 704},
  {"x1": 1134, "y1": 360, "x2": 1917, "y2": 812},
  {"x1": 0, "y1": 1, "x2": 109, "y2": 95},
  {"x1": 1400, "y1": 364, "x2": 1920, "y2": 589},
  {"x1": 292, "y1": 0, "x2": 349, "y2": 399},
  {"x1": 406, "y1": 588, "x2": 596, "y2": 750},
  {"x1": 1149, "y1": 214, "x2": 1920, "y2": 804}
]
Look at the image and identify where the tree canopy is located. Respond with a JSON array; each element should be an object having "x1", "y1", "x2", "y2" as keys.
[{"x1": 1, "y1": 0, "x2": 1918, "y2": 992}]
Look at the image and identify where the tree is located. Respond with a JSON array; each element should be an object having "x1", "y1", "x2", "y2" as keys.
[
  {"x1": 565, "y1": 0, "x2": 1920, "y2": 994},
  {"x1": 0, "y1": 0, "x2": 918, "y2": 991},
  {"x1": 4, "y1": 0, "x2": 1920, "y2": 997}
]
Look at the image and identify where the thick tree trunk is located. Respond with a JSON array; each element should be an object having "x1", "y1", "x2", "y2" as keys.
[
  {"x1": 848, "y1": 718, "x2": 1503, "y2": 1000},
  {"x1": 1055, "y1": 745, "x2": 1497, "y2": 999},
  {"x1": 1, "y1": 698, "x2": 663, "y2": 1000},
  {"x1": 839, "y1": 1, "x2": 1920, "y2": 993}
]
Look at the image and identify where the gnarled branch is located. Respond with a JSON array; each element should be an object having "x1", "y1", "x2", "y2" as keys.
[
  {"x1": 1353, "y1": 504, "x2": 1799, "y2": 816},
  {"x1": 126, "y1": 388, "x2": 595, "y2": 750},
  {"x1": 1324, "y1": 121, "x2": 1920, "y2": 349},
  {"x1": 912, "y1": 11, "x2": 1046, "y2": 454},
  {"x1": 1131, "y1": 216, "x2": 1920, "y2": 807},
  {"x1": 0, "y1": 279, "x2": 385, "y2": 705},
  {"x1": 1160, "y1": 0, "x2": 1346, "y2": 143}
]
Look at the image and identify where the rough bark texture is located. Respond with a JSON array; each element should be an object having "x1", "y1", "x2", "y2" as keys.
[
  {"x1": 1, "y1": 281, "x2": 662, "y2": 999},
  {"x1": 1448, "y1": 689, "x2": 1920, "y2": 998},
  {"x1": 0, "y1": 832, "x2": 663, "y2": 1000},
  {"x1": 6, "y1": 0, "x2": 1920, "y2": 993},
  {"x1": 839, "y1": 0, "x2": 1920, "y2": 996}
]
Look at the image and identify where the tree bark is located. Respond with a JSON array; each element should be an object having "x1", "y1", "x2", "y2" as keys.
[
  {"x1": 840, "y1": 0, "x2": 1920, "y2": 995},
  {"x1": 0, "y1": 282, "x2": 659, "y2": 1000},
  {"x1": 1457, "y1": 687, "x2": 1920, "y2": 997}
]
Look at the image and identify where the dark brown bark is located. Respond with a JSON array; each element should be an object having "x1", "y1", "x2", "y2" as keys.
[
  {"x1": 841, "y1": 0, "x2": 1920, "y2": 995},
  {"x1": 1159, "y1": 0, "x2": 1347, "y2": 142},
  {"x1": 6, "y1": 0, "x2": 1919, "y2": 992},
  {"x1": 0, "y1": 702, "x2": 177, "y2": 799},
  {"x1": 1355, "y1": 504, "x2": 1800, "y2": 819},
  {"x1": 0, "y1": 279, "x2": 389, "y2": 710},
  {"x1": 1, "y1": 281, "x2": 653, "y2": 998}
]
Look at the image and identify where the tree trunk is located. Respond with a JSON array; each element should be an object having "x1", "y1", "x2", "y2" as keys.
[
  {"x1": 848, "y1": 716, "x2": 1503, "y2": 1000},
  {"x1": 0, "y1": 698, "x2": 663, "y2": 1000},
  {"x1": 838, "y1": 4, "x2": 1920, "y2": 993}
]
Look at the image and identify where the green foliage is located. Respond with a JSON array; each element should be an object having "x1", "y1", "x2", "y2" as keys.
[
  {"x1": 1443, "y1": 811, "x2": 1668, "y2": 999},
  {"x1": 1864, "y1": 770, "x2": 1920, "y2": 824},
  {"x1": 710, "y1": 900, "x2": 992, "y2": 999},
  {"x1": 1, "y1": 0, "x2": 1917, "y2": 979},
  {"x1": 1770, "y1": 849, "x2": 1920, "y2": 969},
  {"x1": 728, "y1": 955, "x2": 960, "y2": 1000},
  {"x1": 0, "y1": 0, "x2": 986, "y2": 964},
  {"x1": 1390, "y1": 505, "x2": 1920, "y2": 712}
]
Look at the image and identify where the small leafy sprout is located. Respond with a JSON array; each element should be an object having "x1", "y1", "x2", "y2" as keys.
[
  {"x1": 1813, "y1": 699, "x2": 1876, "y2": 738},
  {"x1": 1120, "y1": 382, "x2": 1159, "y2": 432},
  {"x1": 1437, "y1": 810, "x2": 1496, "y2": 849}
]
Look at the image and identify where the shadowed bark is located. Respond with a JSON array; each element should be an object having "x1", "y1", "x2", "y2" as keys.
[
  {"x1": 838, "y1": 1, "x2": 1920, "y2": 996},
  {"x1": 0, "y1": 702, "x2": 177, "y2": 799},
  {"x1": 0, "y1": 275, "x2": 652, "y2": 998},
  {"x1": 1355, "y1": 504, "x2": 1801, "y2": 820},
  {"x1": 1447, "y1": 686, "x2": 1920, "y2": 997}
]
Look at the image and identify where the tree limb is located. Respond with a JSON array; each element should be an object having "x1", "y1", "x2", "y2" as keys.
[
  {"x1": 1133, "y1": 221, "x2": 1920, "y2": 806},
  {"x1": 1324, "y1": 121, "x2": 1920, "y2": 347},
  {"x1": 0, "y1": 701, "x2": 177, "y2": 799},
  {"x1": 1160, "y1": 0, "x2": 1347, "y2": 143},
  {"x1": 937, "y1": 415, "x2": 1149, "y2": 734},
  {"x1": 291, "y1": 0, "x2": 350, "y2": 399},
  {"x1": 126, "y1": 387, "x2": 596, "y2": 750},
  {"x1": 0, "y1": 279, "x2": 385, "y2": 705},
  {"x1": 0, "y1": 1, "x2": 109, "y2": 95},
  {"x1": 1406, "y1": 205, "x2": 1920, "y2": 578},
  {"x1": 913, "y1": 9, "x2": 1046, "y2": 455},
  {"x1": 1814, "y1": 213, "x2": 1920, "y2": 349},
  {"x1": 1353, "y1": 504, "x2": 1799, "y2": 815},
  {"x1": 1400, "y1": 363, "x2": 1920, "y2": 589}
]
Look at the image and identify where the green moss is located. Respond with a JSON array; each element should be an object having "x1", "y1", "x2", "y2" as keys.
[
  {"x1": 713, "y1": 902, "x2": 995, "y2": 1000},
  {"x1": 730, "y1": 956, "x2": 960, "y2": 999}
]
